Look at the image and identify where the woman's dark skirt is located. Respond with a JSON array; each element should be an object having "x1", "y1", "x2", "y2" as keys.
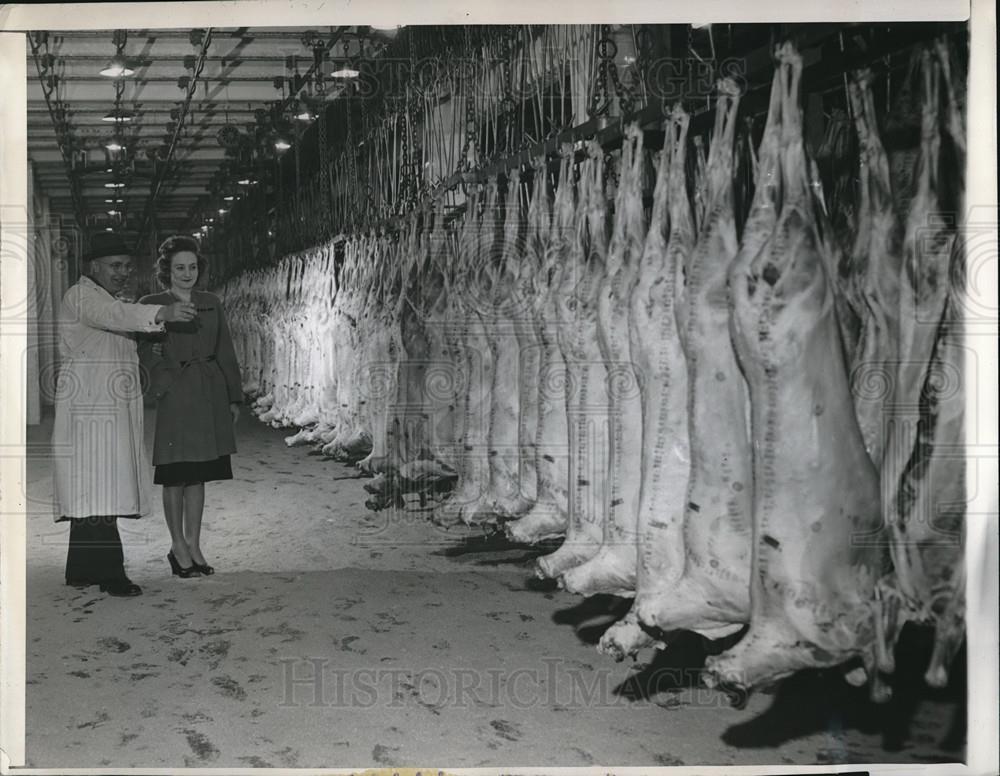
[{"x1": 154, "y1": 455, "x2": 233, "y2": 486}]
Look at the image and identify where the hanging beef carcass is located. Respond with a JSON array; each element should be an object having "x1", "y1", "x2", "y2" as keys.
[
  {"x1": 284, "y1": 246, "x2": 336, "y2": 446},
  {"x1": 703, "y1": 43, "x2": 886, "y2": 695},
  {"x1": 506, "y1": 152, "x2": 573, "y2": 544},
  {"x1": 846, "y1": 68, "x2": 904, "y2": 469},
  {"x1": 324, "y1": 239, "x2": 374, "y2": 462},
  {"x1": 393, "y1": 216, "x2": 437, "y2": 464},
  {"x1": 561, "y1": 125, "x2": 646, "y2": 597},
  {"x1": 507, "y1": 171, "x2": 543, "y2": 519},
  {"x1": 631, "y1": 78, "x2": 753, "y2": 642},
  {"x1": 434, "y1": 183, "x2": 499, "y2": 525},
  {"x1": 476, "y1": 170, "x2": 534, "y2": 520},
  {"x1": 536, "y1": 145, "x2": 612, "y2": 579},
  {"x1": 873, "y1": 41, "x2": 967, "y2": 694},
  {"x1": 357, "y1": 236, "x2": 405, "y2": 473},
  {"x1": 371, "y1": 217, "x2": 419, "y2": 472},
  {"x1": 599, "y1": 107, "x2": 694, "y2": 659},
  {"x1": 419, "y1": 211, "x2": 464, "y2": 477}
]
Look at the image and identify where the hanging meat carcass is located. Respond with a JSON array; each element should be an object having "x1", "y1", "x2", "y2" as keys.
[
  {"x1": 419, "y1": 211, "x2": 464, "y2": 476},
  {"x1": 632, "y1": 78, "x2": 753, "y2": 642},
  {"x1": 507, "y1": 171, "x2": 543, "y2": 519},
  {"x1": 357, "y1": 235, "x2": 405, "y2": 473},
  {"x1": 846, "y1": 68, "x2": 904, "y2": 469},
  {"x1": 560, "y1": 125, "x2": 647, "y2": 597},
  {"x1": 873, "y1": 40, "x2": 967, "y2": 694},
  {"x1": 323, "y1": 240, "x2": 374, "y2": 462},
  {"x1": 536, "y1": 145, "x2": 612, "y2": 579},
  {"x1": 476, "y1": 170, "x2": 534, "y2": 520},
  {"x1": 506, "y1": 152, "x2": 573, "y2": 544},
  {"x1": 599, "y1": 107, "x2": 694, "y2": 659},
  {"x1": 703, "y1": 43, "x2": 886, "y2": 696},
  {"x1": 434, "y1": 183, "x2": 498, "y2": 525}
]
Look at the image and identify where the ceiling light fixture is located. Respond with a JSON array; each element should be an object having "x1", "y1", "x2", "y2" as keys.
[
  {"x1": 102, "y1": 110, "x2": 135, "y2": 123},
  {"x1": 104, "y1": 181, "x2": 125, "y2": 188},
  {"x1": 105, "y1": 140, "x2": 124, "y2": 152},
  {"x1": 107, "y1": 209, "x2": 120, "y2": 216},
  {"x1": 223, "y1": 195, "x2": 235, "y2": 201},
  {"x1": 293, "y1": 106, "x2": 315, "y2": 122},
  {"x1": 274, "y1": 137, "x2": 291, "y2": 151},
  {"x1": 330, "y1": 63, "x2": 359, "y2": 79},
  {"x1": 99, "y1": 56, "x2": 134, "y2": 78}
]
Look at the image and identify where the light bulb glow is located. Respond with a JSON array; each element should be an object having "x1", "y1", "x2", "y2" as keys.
[{"x1": 99, "y1": 58, "x2": 134, "y2": 78}]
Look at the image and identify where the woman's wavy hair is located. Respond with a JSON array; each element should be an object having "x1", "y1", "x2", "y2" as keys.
[{"x1": 156, "y1": 235, "x2": 207, "y2": 289}]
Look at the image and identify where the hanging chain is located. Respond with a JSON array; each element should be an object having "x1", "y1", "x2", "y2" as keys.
[
  {"x1": 606, "y1": 31, "x2": 636, "y2": 117},
  {"x1": 632, "y1": 25, "x2": 653, "y2": 110},
  {"x1": 590, "y1": 25, "x2": 616, "y2": 119},
  {"x1": 359, "y1": 88, "x2": 372, "y2": 228},
  {"x1": 501, "y1": 25, "x2": 518, "y2": 155},
  {"x1": 459, "y1": 28, "x2": 478, "y2": 173},
  {"x1": 318, "y1": 104, "x2": 330, "y2": 239},
  {"x1": 399, "y1": 107, "x2": 410, "y2": 215},
  {"x1": 345, "y1": 85, "x2": 357, "y2": 231}
]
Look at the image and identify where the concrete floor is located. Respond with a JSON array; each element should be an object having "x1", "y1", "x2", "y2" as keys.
[{"x1": 22, "y1": 409, "x2": 965, "y2": 769}]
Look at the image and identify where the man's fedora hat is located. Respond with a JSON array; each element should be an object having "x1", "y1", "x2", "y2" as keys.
[{"x1": 84, "y1": 232, "x2": 133, "y2": 263}]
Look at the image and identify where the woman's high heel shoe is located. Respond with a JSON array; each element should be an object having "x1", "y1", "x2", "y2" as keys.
[
  {"x1": 192, "y1": 561, "x2": 215, "y2": 576},
  {"x1": 167, "y1": 550, "x2": 201, "y2": 578}
]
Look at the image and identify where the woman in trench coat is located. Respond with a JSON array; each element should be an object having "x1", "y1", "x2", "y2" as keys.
[{"x1": 139, "y1": 235, "x2": 243, "y2": 577}]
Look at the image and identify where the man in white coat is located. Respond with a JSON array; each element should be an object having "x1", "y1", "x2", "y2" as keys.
[{"x1": 53, "y1": 232, "x2": 197, "y2": 597}]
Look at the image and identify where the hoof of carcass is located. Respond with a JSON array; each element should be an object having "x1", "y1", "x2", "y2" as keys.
[
  {"x1": 363, "y1": 474, "x2": 388, "y2": 495},
  {"x1": 869, "y1": 670, "x2": 893, "y2": 703},
  {"x1": 842, "y1": 666, "x2": 868, "y2": 687},
  {"x1": 713, "y1": 677, "x2": 752, "y2": 710},
  {"x1": 701, "y1": 668, "x2": 752, "y2": 710},
  {"x1": 284, "y1": 429, "x2": 314, "y2": 447},
  {"x1": 429, "y1": 507, "x2": 461, "y2": 529},
  {"x1": 924, "y1": 664, "x2": 949, "y2": 690}
]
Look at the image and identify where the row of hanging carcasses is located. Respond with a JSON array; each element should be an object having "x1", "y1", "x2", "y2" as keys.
[{"x1": 221, "y1": 39, "x2": 967, "y2": 702}]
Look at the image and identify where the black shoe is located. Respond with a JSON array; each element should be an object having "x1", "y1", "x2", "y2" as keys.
[
  {"x1": 192, "y1": 562, "x2": 215, "y2": 576},
  {"x1": 168, "y1": 550, "x2": 201, "y2": 578},
  {"x1": 99, "y1": 578, "x2": 142, "y2": 597}
]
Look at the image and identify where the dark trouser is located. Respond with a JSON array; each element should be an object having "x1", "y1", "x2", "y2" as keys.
[{"x1": 65, "y1": 516, "x2": 127, "y2": 584}]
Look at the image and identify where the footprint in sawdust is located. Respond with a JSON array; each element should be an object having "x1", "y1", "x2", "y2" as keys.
[
  {"x1": 371, "y1": 743, "x2": 402, "y2": 766},
  {"x1": 181, "y1": 729, "x2": 220, "y2": 762},
  {"x1": 77, "y1": 711, "x2": 110, "y2": 730},
  {"x1": 273, "y1": 746, "x2": 300, "y2": 766},
  {"x1": 257, "y1": 623, "x2": 306, "y2": 643},
  {"x1": 199, "y1": 640, "x2": 232, "y2": 667},
  {"x1": 97, "y1": 637, "x2": 131, "y2": 653},
  {"x1": 238, "y1": 756, "x2": 274, "y2": 767},
  {"x1": 211, "y1": 675, "x2": 247, "y2": 701},
  {"x1": 339, "y1": 635, "x2": 366, "y2": 653},
  {"x1": 489, "y1": 719, "x2": 523, "y2": 742}
]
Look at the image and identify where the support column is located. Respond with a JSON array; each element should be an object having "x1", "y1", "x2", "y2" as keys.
[
  {"x1": 36, "y1": 191, "x2": 57, "y2": 408},
  {"x1": 25, "y1": 162, "x2": 40, "y2": 425}
]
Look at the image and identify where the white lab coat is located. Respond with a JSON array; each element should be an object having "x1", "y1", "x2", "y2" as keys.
[{"x1": 52, "y1": 276, "x2": 165, "y2": 520}]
